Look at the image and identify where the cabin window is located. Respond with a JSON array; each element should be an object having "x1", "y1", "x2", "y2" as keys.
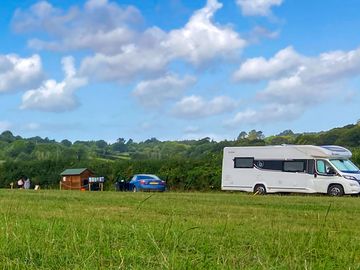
[
  {"x1": 316, "y1": 160, "x2": 336, "y2": 175},
  {"x1": 234, "y1": 157, "x2": 254, "y2": 168},
  {"x1": 255, "y1": 160, "x2": 283, "y2": 171},
  {"x1": 283, "y1": 161, "x2": 305, "y2": 172}
]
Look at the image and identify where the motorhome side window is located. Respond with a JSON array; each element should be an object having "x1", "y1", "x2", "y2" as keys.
[
  {"x1": 234, "y1": 157, "x2": 254, "y2": 168},
  {"x1": 307, "y1": 159, "x2": 315, "y2": 174},
  {"x1": 283, "y1": 161, "x2": 305, "y2": 172},
  {"x1": 316, "y1": 160, "x2": 335, "y2": 175}
]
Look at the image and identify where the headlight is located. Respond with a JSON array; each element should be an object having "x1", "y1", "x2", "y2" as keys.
[{"x1": 344, "y1": 175, "x2": 357, "y2": 181}]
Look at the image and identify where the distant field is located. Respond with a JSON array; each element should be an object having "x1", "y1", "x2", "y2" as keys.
[{"x1": 0, "y1": 190, "x2": 359, "y2": 269}]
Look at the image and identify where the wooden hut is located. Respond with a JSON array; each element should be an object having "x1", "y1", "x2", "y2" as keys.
[{"x1": 60, "y1": 168, "x2": 94, "y2": 190}]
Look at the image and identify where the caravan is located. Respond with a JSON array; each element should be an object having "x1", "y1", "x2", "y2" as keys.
[{"x1": 221, "y1": 145, "x2": 360, "y2": 196}]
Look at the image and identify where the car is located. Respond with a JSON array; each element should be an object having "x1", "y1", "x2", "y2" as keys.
[{"x1": 129, "y1": 174, "x2": 166, "y2": 192}]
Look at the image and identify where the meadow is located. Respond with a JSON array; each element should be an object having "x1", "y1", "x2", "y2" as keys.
[{"x1": 0, "y1": 190, "x2": 359, "y2": 269}]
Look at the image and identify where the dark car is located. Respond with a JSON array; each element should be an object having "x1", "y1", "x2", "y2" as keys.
[{"x1": 129, "y1": 174, "x2": 166, "y2": 192}]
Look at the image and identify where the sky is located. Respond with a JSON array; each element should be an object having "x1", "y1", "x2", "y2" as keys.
[{"x1": 1, "y1": 0, "x2": 360, "y2": 142}]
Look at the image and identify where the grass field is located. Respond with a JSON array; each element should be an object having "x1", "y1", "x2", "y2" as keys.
[{"x1": 0, "y1": 190, "x2": 359, "y2": 269}]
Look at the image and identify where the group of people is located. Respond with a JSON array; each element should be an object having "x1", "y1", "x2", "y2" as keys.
[{"x1": 17, "y1": 177, "x2": 31, "y2": 189}]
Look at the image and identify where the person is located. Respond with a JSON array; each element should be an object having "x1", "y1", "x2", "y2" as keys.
[
  {"x1": 24, "y1": 178, "x2": 31, "y2": 189},
  {"x1": 17, "y1": 178, "x2": 24, "y2": 189}
]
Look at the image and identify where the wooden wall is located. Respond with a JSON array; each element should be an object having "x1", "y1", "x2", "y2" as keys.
[{"x1": 61, "y1": 170, "x2": 94, "y2": 190}]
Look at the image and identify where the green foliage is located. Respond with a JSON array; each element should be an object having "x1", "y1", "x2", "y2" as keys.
[{"x1": 0, "y1": 123, "x2": 359, "y2": 190}]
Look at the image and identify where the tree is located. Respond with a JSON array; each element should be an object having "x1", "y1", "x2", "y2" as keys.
[
  {"x1": 95, "y1": 140, "x2": 108, "y2": 149},
  {"x1": 61, "y1": 139, "x2": 72, "y2": 147},
  {"x1": 248, "y1": 130, "x2": 264, "y2": 140},
  {"x1": 237, "y1": 131, "x2": 247, "y2": 140},
  {"x1": 0, "y1": 131, "x2": 16, "y2": 143},
  {"x1": 277, "y1": 130, "x2": 294, "y2": 136},
  {"x1": 112, "y1": 138, "x2": 127, "y2": 152}
]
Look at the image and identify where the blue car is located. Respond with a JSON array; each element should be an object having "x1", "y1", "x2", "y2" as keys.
[{"x1": 129, "y1": 174, "x2": 166, "y2": 192}]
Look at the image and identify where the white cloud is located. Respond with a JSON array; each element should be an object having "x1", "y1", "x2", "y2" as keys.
[
  {"x1": 172, "y1": 95, "x2": 238, "y2": 118},
  {"x1": 233, "y1": 46, "x2": 301, "y2": 82},
  {"x1": 0, "y1": 121, "x2": 12, "y2": 132},
  {"x1": 14, "y1": 0, "x2": 246, "y2": 82},
  {"x1": 226, "y1": 103, "x2": 303, "y2": 126},
  {"x1": 228, "y1": 46, "x2": 360, "y2": 126},
  {"x1": 133, "y1": 74, "x2": 196, "y2": 107},
  {"x1": 13, "y1": 0, "x2": 141, "y2": 54},
  {"x1": 259, "y1": 47, "x2": 360, "y2": 103},
  {"x1": 162, "y1": 0, "x2": 246, "y2": 65},
  {"x1": 21, "y1": 56, "x2": 87, "y2": 112},
  {"x1": 0, "y1": 54, "x2": 42, "y2": 93},
  {"x1": 80, "y1": 34, "x2": 169, "y2": 81},
  {"x1": 236, "y1": 0, "x2": 283, "y2": 16},
  {"x1": 247, "y1": 26, "x2": 280, "y2": 44}
]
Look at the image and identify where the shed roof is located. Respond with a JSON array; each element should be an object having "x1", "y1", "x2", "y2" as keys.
[{"x1": 60, "y1": 168, "x2": 91, "y2": 176}]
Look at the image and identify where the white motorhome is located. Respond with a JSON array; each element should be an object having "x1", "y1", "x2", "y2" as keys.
[{"x1": 221, "y1": 145, "x2": 360, "y2": 196}]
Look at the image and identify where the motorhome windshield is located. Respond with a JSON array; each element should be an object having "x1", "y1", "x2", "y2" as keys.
[{"x1": 330, "y1": 159, "x2": 360, "y2": 173}]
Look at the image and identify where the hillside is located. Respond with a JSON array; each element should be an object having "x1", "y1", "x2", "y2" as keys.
[{"x1": 0, "y1": 123, "x2": 359, "y2": 189}]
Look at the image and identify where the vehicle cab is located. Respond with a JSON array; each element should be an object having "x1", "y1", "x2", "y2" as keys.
[{"x1": 314, "y1": 146, "x2": 360, "y2": 195}]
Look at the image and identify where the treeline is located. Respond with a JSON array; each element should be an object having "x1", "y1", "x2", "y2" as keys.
[{"x1": 0, "y1": 123, "x2": 359, "y2": 190}]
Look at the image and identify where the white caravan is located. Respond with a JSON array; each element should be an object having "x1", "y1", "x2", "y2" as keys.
[{"x1": 221, "y1": 145, "x2": 360, "y2": 196}]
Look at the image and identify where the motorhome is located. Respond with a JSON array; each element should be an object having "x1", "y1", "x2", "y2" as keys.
[{"x1": 221, "y1": 145, "x2": 360, "y2": 196}]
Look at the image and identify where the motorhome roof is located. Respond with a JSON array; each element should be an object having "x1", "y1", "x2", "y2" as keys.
[
  {"x1": 292, "y1": 145, "x2": 351, "y2": 158},
  {"x1": 224, "y1": 145, "x2": 352, "y2": 159}
]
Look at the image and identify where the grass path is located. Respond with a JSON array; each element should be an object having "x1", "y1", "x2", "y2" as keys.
[{"x1": 0, "y1": 190, "x2": 359, "y2": 269}]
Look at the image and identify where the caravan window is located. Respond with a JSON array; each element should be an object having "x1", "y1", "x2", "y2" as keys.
[
  {"x1": 256, "y1": 160, "x2": 283, "y2": 171},
  {"x1": 234, "y1": 157, "x2": 254, "y2": 168},
  {"x1": 283, "y1": 161, "x2": 305, "y2": 172}
]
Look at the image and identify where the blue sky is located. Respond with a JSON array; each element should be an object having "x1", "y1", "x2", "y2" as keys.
[{"x1": 1, "y1": 0, "x2": 360, "y2": 142}]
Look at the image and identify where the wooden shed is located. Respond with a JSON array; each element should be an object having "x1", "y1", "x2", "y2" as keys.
[{"x1": 60, "y1": 168, "x2": 94, "y2": 190}]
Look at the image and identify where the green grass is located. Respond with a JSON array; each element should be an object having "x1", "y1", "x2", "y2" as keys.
[{"x1": 0, "y1": 190, "x2": 359, "y2": 269}]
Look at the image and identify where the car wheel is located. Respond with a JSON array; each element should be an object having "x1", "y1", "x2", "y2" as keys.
[
  {"x1": 254, "y1": 184, "x2": 266, "y2": 195},
  {"x1": 327, "y1": 184, "x2": 344, "y2": 197}
]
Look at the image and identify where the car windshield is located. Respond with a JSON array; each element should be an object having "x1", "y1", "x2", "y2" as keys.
[
  {"x1": 137, "y1": 175, "x2": 159, "y2": 180},
  {"x1": 330, "y1": 159, "x2": 360, "y2": 173}
]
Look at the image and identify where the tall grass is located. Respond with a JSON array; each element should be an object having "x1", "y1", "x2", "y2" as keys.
[{"x1": 0, "y1": 190, "x2": 359, "y2": 269}]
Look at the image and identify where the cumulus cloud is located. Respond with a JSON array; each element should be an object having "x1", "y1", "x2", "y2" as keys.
[
  {"x1": 259, "y1": 47, "x2": 360, "y2": 103},
  {"x1": 80, "y1": 0, "x2": 245, "y2": 81},
  {"x1": 172, "y1": 95, "x2": 238, "y2": 118},
  {"x1": 226, "y1": 103, "x2": 303, "y2": 126},
  {"x1": 80, "y1": 34, "x2": 169, "y2": 81},
  {"x1": 21, "y1": 56, "x2": 87, "y2": 112},
  {"x1": 13, "y1": 0, "x2": 141, "y2": 54},
  {"x1": 14, "y1": 0, "x2": 246, "y2": 82},
  {"x1": 236, "y1": 0, "x2": 283, "y2": 17},
  {"x1": 162, "y1": 0, "x2": 246, "y2": 65},
  {"x1": 0, "y1": 54, "x2": 42, "y2": 93},
  {"x1": 233, "y1": 46, "x2": 301, "y2": 82},
  {"x1": 228, "y1": 46, "x2": 360, "y2": 126},
  {"x1": 133, "y1": 74, "x2": 196, "y2": 107}
]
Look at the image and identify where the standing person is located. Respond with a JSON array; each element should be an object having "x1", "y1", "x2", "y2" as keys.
[
  {"x1": 24, "y1": 178, "x2": 31, "y2": 189},
  {"x1": 17, "y1": 178, "x2": 24, "y2": 189}
]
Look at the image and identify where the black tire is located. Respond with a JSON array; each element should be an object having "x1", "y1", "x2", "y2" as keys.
[
  {"x1": 254, "y1": 184, "x2": 266, "y2": 195},
  {"x1": 327, "y1": 184, "x2": 344, "y2": 197}
]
